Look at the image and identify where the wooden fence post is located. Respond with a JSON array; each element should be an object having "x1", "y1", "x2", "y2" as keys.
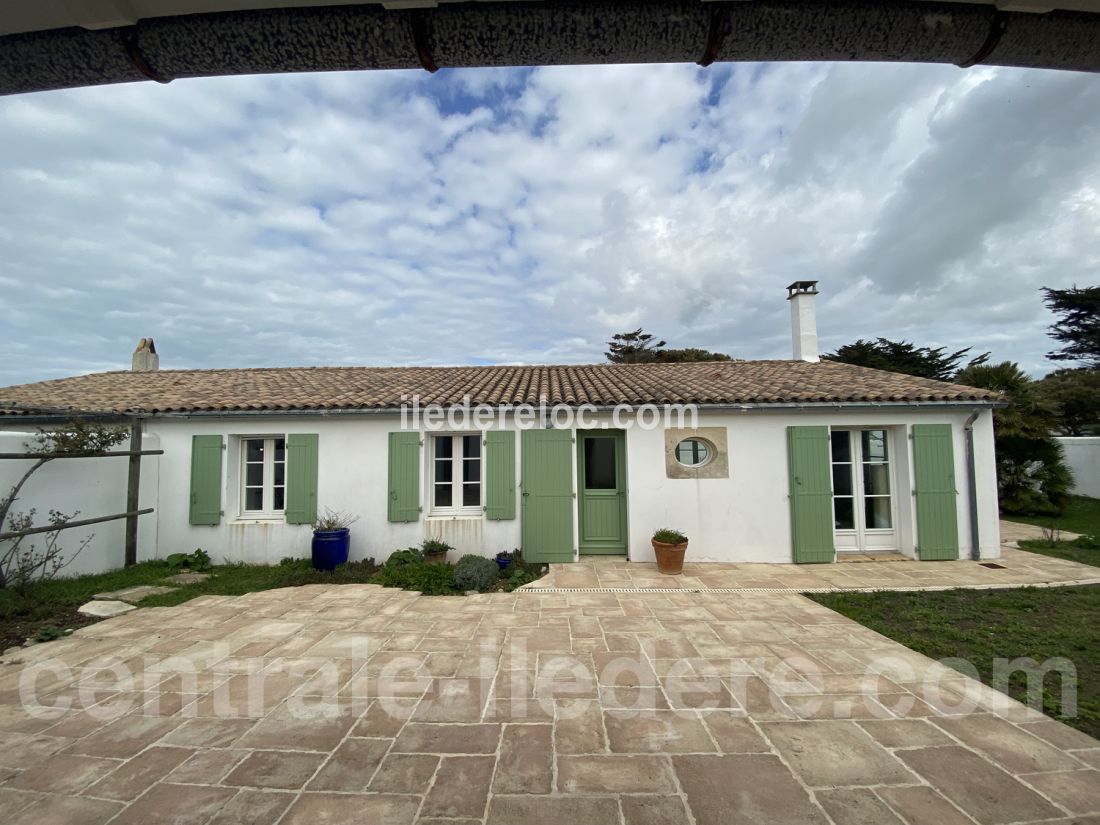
[{"x1": 124, "y1": 418, "x2": 142, "y2": 567}]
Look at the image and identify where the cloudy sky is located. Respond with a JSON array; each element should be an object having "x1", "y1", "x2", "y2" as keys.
[{"x1": 1, "y1": 60, "x2": 1098, "y2": 387}]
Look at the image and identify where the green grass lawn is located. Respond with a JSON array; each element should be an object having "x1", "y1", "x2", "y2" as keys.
[
  {"x1": 1003, "y1": 495, "x2": 1100, "y2": 537},
  {"x1": 1018, "y1": 535, "x2": 1100, "y2": 567},
  {"x1": 810, "y1": 586, "x2": 1100, "y2": 738}
]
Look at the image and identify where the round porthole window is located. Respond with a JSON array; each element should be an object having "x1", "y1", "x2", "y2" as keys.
[{"x1": 674, "y1": 438, "x2": 712, "y2": 468}]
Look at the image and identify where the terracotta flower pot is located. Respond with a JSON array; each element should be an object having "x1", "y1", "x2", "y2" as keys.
[
  {"x1": 652, "y1": 539, "x2": 688, "y2": 575},
  {"x1": 423, "y1": 550, "x2": 448, "y2": 565}
]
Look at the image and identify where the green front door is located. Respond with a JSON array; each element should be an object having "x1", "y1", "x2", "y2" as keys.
[
  {"x1": 520, "y1": 429, "x2": 575, "y2": 563},
  {"x1": 576, "y1": 430, "x2": 628, "y2": 555}
]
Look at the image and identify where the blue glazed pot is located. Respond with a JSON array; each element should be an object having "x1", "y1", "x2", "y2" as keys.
[
  {"x1": 312, "y1": 528, "x2": 350, "y2": 571},
  {"x1": 496, "y1": 555, "x2": 512, "y2": 571}
]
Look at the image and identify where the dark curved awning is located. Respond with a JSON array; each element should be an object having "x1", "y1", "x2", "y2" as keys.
[{"x1": 1, "y1": 0, "x2": 1099, "y2": 97}]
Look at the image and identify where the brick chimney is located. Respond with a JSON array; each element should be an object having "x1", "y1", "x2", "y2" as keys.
[
  {"x1": 132, "y1": 338, "x2": 159, "y2": 372},
  {"x1": 786, "y1": 281, "x2": 819, "y2": 362}
]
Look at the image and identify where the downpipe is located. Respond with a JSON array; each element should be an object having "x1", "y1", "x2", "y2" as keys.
[{"x1": 964, "y1": 409, "x2": 982, "y2": 561}]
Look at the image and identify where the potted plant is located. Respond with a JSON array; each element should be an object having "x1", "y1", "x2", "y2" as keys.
[
  {"x1": 651, "y1": 528, "x2": 689, "y2": 575},
  {"x1": 311, "y1": 508, "x2": 360, "y2": 572},
  {"x1": 421, "y1": 539, "x2": 452, "y2": 565},
  {"x1": 495, "y1": 550, "x2": 513, "y2": 571}
]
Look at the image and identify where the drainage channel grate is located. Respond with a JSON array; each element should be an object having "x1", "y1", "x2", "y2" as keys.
[
  {"x1": 979, "y1": 562, "x2": 1007, "y2": 569},
  {"x1": 523, "y1": 587, "x2": 851, "y2": 594},
  {"x1": 521, "y1": 578, "x2": 1100, "y2": 595}
]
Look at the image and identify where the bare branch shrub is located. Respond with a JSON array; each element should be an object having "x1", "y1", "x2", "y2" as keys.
[{"x1": 0, "y1": 420, "x2": 127, "y2": 590}]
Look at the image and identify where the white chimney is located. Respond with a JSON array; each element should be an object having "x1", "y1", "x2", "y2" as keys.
[
  {"x1": 132, "y1": 337, "x2": 159, "y2": 372},
  {"x1": 787, "y1": 281, "x2": 819, "y2": 362}
]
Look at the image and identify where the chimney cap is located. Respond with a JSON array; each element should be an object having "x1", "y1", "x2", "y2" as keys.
[{"x1": 786, "y1": 280, "x2": 819, "y2": 300}]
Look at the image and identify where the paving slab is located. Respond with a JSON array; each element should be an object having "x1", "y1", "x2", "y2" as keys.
[
  {"x1": 897, "y1": 745, "x2": 1065, "y2": 823},
  {"x1": 93, "y1": 585, "x2": 176, "y2": 603},
  {"x1": 674, "y1": 754, "x2": 829, "y2": 825},
  {"x1": 760, "y1": 721, "x2": 918, "y2": 787},
  {"x1": 162, "y1": 572, "x2": 212, "y2": 585},
  {"x1": 76, "y1": 599, "x2": 135, "y2": 618}
]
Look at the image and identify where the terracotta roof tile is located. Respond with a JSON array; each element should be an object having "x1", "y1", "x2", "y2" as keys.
[{"x1": 0, "y1": 361, "x2": 999, "y2": 416}]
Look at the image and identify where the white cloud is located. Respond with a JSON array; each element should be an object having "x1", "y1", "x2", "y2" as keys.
[{"x1": 0, "y1": 60, "x2": 1096, "y2": 387}]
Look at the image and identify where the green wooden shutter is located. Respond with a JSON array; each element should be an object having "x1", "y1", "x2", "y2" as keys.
[
  {"x1": 485, "y1": 430, "x2": 516, "y2": 520},
  {"x1": 285, "y1": 434, "x2": 319, "y2": 525},
  {"x1": 787, "y1": 426, "x2": 835, "y2": 563},
  {"x1": 520, "y1": 429, "x2": 575, "y2": 563},
  {"x1": 189, "y1": 435, "x2": 223, "y2": 526},
  {"x1": 388, "y1": 432, "x2": 421, "y2": 522},
  {"x1": 913, "y1": 423, "x2": 960, "y2": 560}
]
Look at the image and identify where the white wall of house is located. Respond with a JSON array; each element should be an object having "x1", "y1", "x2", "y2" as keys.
[
  {"x1": 149, "y1": 416, "x2": 525, "y2": 566},
  {"x1": 624, "y1": 408, "x2": 1000, "y2": 563},
  {"x1": 143, "y1": 406, "x2": 1000, "y2": 567},
  {"x1": 1056, "y1": 437, "x2": 1100, "y2": 499},
  {"x1": 0, "y1": 430, "x2": 160, "y2": 576}
]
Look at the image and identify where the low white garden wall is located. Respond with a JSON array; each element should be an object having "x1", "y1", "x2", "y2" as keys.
[
  {"x1": 0, "y1": 431, "x2": 160, "y2": 577},
  {"x1": 1057, "y1": 437, "x2": 1100, "y2": 499}
]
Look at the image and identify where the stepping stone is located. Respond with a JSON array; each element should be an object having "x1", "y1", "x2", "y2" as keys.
[
  {"x1": 94, "y1": 585, "x2": 176, "y2": 604},
  {"x1": 162, "y1": 572, "x2": 211, "y2": 585},
  {"x1": 78, "y1": 600, "x2": 136, "y2": 618}
]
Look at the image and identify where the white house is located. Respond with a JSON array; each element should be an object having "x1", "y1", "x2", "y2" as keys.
[{"x1": 0, "y1": 284, "x2": 1002, "y2": 568}]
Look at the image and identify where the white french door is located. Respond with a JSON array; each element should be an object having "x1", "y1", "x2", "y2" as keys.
[{"x1": 831, "y1": 428, "x2": 898, "y2": 553}]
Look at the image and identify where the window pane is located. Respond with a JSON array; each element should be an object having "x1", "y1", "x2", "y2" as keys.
[
  {"x1": 862, "y1": 430, "x2": 888, "y2": 462},
  {"x1": 245, "y1": 440, "x2": 264, "y2": 462},
  {"x1": 434, "y1": 483, "x2": 452, "y2": 508},
  {"x1": 831, "y1": 464, "x2": 852, "y2": 497},
  {"x1": 435, "y1": 459, "x2": 452, "y2": 483},
  {"x1": 435, "y1": 437, "x2": 452, "y2": 459},
  {"x1": 675, "y1": 439, "x2": 709, "y2": 467},
  {"x1": 274, "y1": 438, "x2": 285, "y2": 460},
  {"x1": 463, "y1": 459, "x2": 480, "y2": 483},
  {"x1": 830, "y1": 431, "x2": 851, "y2": 463},
  {"x1": 834, "y1": 497, "x2": 854, "y2": 530},
  {"x1": 863, "y1": 463, "x2": 891, "y2": 496},
  {"x1": 274, "y1": 462, "x2": 285, "y2": 486},
  {"x1": 865, "y1": 497, "x2": 892, "y2": 529},
  {"x1": 273, "y1": 487, "x2": 285, "y2": 510},
  {"x1": 583, "y1": 438, "x2": 616, "y2": 489},
  {"x1": 245, "y1": 487, "x2": 263, "y2": 511},
  {"x1": 463, "y1": 483, "x2": 480, "y2": 507},
  {"x1": 462, "y1": 435, "x2": 480, "y2": 459},
  {"x1": 246, "y1": 462, "x2": 264, "y2": 486}
]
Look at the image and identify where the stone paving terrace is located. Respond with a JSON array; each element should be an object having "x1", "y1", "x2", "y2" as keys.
[
  {"x1": 1, "y1": 570, "x2": 1099, "y2": 825},
  {"x1": 530, "y1": 546, "x2": 1100, "y2": 593}
]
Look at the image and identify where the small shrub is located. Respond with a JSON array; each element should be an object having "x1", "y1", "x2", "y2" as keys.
[
  {"x1": 452, "y1": 555, "x2": 499, "y2": 592},
  {"x1": 652, "y1": 528, "x2": 688, "y2": 545},
  {"x1": 1070, "y1": 534, "x2": 1099, "y2": 550},
  {"x1": 33, "y1": 624, "x2": 64, "y2": 642},
  {"x1": 375, "y1": 561, "x2": 457, "y2": 595},
  {"x1": 420, "y1": 539, "x2": 453, "y2": 563},
  {"x1": 502, "y1": 567, "x2": 538, "y2": 592},
  {"x1": 313, "y1": 508, "x2": 360, "y2": 531},
  {"x1": 386, "y1": 548, "x2": 424, "y2": 568},
  {"x1": 166, "y1": 549, "x2": 211, "y2": 572}
]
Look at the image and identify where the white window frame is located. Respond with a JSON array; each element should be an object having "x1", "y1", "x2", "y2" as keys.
[
  {"x1": 830, "y1": 427, "x2": 899, "y2": 552},
  {"x1": 239, "y1": 436, "x2": 287, "y2": 519},
  {"x1": 673, "y1": 437, "x2": 713, "y2": 468},
  {"x1": 429, "y1": 433, "x2": 483, "y2": 517}
]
